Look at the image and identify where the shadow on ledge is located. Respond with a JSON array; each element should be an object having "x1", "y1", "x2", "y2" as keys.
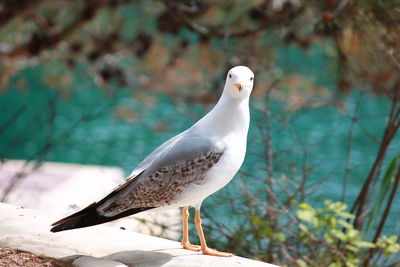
[{"x1": 103, "y1": 249, "x2": 175, "y2": 266}]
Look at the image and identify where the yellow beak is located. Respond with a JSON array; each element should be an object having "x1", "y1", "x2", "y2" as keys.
[{"x1": 234, "y1": 82, "x2": 244, "y2": 91}]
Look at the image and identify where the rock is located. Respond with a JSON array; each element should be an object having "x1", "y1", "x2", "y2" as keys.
[
  {"x1": 0, "y1": 202, "x2": 279, "y2": 267},
  {"x1": 0, "y1": 160, "x2": 180, "y2": 240}
]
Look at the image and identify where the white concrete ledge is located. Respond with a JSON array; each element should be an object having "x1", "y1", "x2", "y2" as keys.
[{"x1": 0, "y1": 203, "x2": 279, "y2": 267}]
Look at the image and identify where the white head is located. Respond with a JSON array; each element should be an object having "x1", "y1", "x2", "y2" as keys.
[{"x1": 223, "y1": 66, "x2": 254, "y2": 100}]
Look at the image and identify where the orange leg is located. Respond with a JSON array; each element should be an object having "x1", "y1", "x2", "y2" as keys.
[
  {"x1": 181, "y1": 207, "x2": 201, "y2": 251},
  {"x1": 194, "y1": 209, "x2": 233, "y2": 257}
]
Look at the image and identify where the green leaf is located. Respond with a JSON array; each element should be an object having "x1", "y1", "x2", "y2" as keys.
[
  {"x1": 337, "y1": 219, "x2": 353, "y2": 229},
  {"x1": 336, "y1": 211, "x2": 355, "y2": 219},
  {"x1": 296, "y1": 259, "x2": 309, "y2": 267},
  {"x1": 299, "y1": 202, "x2": 312, "y2": 210},
  {"x1": 250, "y1": 215, "x2": 262, "y2": 226},
  {"x1": 328, "y1": 262, "x2": 342, "y2": 267},
  {"x1": 274, "y1": 232, "x2": 286, "y2": 242},
  {"x1": 345, "y1": 244, "x2": 359, "y2": 252},
  {"x1": 324, "y1": 232, "x2": 335, "y2": 244},
  {"x1": 329, "y1": 229, "x2": 348, "y2": 242},
  {"x1": 365, "y1": 155, "x2": 399, "y2": 238},
  {"x1": 297, "y1": 209, "x2": 318, "y2": 225},
  {"x1": 327, "y1": 216, "x2": 338, "y2": 227},
  {"x1": 353, "y1": 240, "x2": 376, "y2": 248},
  {"x1": 345, "y1": 228, "x2": 360, "y2": 239},
  {"x1": 376, "y1": 235, "x2": 400, "y2": 257},
  {"x1": 299, "y1": 223, "x2": 309, "y2": 232}
]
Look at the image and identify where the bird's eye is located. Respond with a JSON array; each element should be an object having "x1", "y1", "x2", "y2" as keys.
[
  {"x1": 229, "y1": 74, "x2": 232, "y2": 78},
  {"x1": 250, "y1": 77, "x2": 254, "y2": 81}
]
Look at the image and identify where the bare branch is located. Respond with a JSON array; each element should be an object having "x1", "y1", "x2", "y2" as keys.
[
  {"x1": 2, "y1": 0, "x2": 109, "y2": 58},
  {"x1": 0, "y1": 0, "x2": 44, "y2": 28}
]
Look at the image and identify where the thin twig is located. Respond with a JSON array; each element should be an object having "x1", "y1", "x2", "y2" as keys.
[{"x1": 342, "y1": 91, "x2": 361, "y2": 201}]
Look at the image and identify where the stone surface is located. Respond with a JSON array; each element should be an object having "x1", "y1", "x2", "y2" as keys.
[
  {"x1": 0, "y1": 160, "x2": 180, "y2": 240},
  {"x1": 73, "y1": 256, "x2": 128, "y2": 267},
  {"x1": 0, "y1": 202, "x2": 279, "y2": 267}
]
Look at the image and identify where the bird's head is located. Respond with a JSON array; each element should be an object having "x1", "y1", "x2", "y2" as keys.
[{"x1": 224, "y1": 66, "x2": 254, "y2": 100}]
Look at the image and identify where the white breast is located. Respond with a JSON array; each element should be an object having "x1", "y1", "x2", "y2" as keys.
[
  {"x1": 173, "y1": 133, "x2": 247, "y2": 209},
  {"x1": 170, "y1": 87, "x2": 250, "y2": 209}
]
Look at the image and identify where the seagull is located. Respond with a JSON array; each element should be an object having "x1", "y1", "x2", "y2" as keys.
[{"x1": 51, "y1": 66, "x2": 255, "y2": 257}]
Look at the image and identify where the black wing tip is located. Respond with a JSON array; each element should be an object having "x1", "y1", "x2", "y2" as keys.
[
  {"x1": 50, "y1": 218, "x2": 64, "y2": 227},
  {"x1": 49, "y1": 206, "x2": 155, "y2": 233},
  {"x1": 50, "y1": 221, "x2": 78, "y2": 232},
  {"x1": 50, "y1": 224, "x2": 64, "y2": 232},
  {"x1": 49, "y1": 216, "x2": 84, "y2": 232}
]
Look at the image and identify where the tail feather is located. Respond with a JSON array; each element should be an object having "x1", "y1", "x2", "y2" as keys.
[
  {"x1": 50, "y1": 203, "x2": 152, "y2": 232},
  {"x1": 50, "y1": 170, "x2": 155, "y2": 232}
]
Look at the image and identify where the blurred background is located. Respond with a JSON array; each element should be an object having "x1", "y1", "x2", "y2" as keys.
[{"x1": 0, "y1": 0, "x2": 399, "y2": 266}]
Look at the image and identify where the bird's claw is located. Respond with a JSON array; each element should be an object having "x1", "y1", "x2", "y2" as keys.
[
  {"x1": 201, "y1": 247, "x2": 233, "y2": 257},
  {"x1": 182, "y1": 241, "x2": 201, "y2": 251}
]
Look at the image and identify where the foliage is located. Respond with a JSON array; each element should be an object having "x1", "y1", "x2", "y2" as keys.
[
  {"x1": 376, "y1": 235, "x2": 400, "y2": 258},
  {"x1": 296, "y1": 201, "x2": 400, "y2": 267}
]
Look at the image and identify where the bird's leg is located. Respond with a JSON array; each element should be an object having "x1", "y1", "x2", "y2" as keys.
[
  {"x1": 181, "y1": 207, "x2": 201, "y2": 251},
  {"x1": 194, "y1": 209, "x2": 233, "y2": 257}
]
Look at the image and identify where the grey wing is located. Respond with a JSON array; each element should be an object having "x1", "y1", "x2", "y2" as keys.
[
  {"x1": 97, "y1": 131, "x2": 225, "y2": 217},
  {"x1": 128, "y1": 130, "x2": 188, "y2": 178}
]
